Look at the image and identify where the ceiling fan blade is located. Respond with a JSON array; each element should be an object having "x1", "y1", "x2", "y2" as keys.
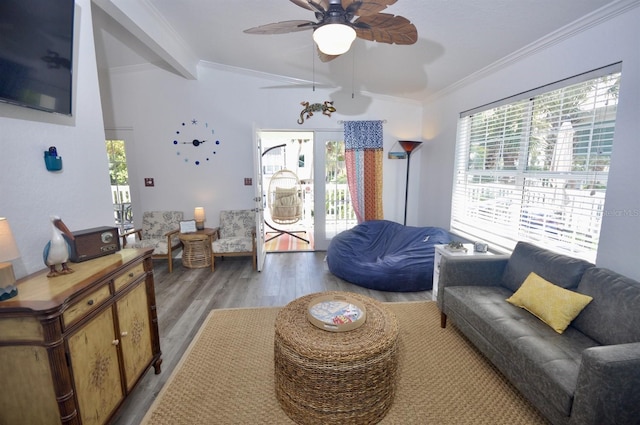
[
  {"x1": 312, "y1": 0, "x2": 330, "y2": 12},
  {"x1": 289, "y1": 0, "x2": 313, "y2": 10},
  {"x1": 344, "y1": 1, "x2": 363, "y2": 18},
  {"x1": 344, "y1": 0, "x2": 397, "y2": 17},
  {"x1": 260, "y1": 81, "x2": 333, "y2": 90},
  {"x1": 244, "y1": 20, "x2": 316, "y2": 35},
  {"x1": 290, "y1": 0, "x2": 328, "y2": 14},
  {"x1": 354, "y1": 13, "x2": 417, "y2": 45},
  {"x1": 316, "y1": 0, "x2": 329, "y2": 12}
]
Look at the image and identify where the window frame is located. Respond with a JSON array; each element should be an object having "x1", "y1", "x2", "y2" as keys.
[{"x1": 450, "y1": 63, "x2": 622, "y2": 261}]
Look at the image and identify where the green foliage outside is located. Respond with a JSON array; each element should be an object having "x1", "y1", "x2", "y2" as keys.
[
  {"x1": 106, "y1": 140, "x2": 128, "y2": 185},
  {"x1": 324, "y1": 140, "x2": 355, "y2": 220},
  {"x1": 325, "y1": 140, "x2": 347, "y2": 183},
  {"x1": 467, "y1": 74, "x2": 619, "y2": 179}
]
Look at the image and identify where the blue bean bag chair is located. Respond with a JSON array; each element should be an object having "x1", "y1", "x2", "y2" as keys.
[{"x1": 326, "y1": 220, "x2": 452, "y2": 292}]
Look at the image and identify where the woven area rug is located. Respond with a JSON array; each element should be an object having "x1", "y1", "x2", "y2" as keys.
[{"x1": 141, "y1": 301, "x2": 549, "y2": 424}]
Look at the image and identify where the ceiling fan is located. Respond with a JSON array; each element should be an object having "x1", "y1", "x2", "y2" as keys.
[{"x1": 244, "y1": 0, "x2": 417, "y2": 61}]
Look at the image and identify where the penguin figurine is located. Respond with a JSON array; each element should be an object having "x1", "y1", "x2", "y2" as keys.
[{"x1": 43, "y1": 216, "x2": 75, "y2": 277}]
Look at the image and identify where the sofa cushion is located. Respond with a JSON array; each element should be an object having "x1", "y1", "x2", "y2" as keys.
[
  {"x1": 219, "y1": 210, "x2": 255, "y2": 239},
  {"x1": 212, "y1": 236, "x2": 253, "y2": 253},
  {"x1": 129, "y1": 238, "x2": 173, "y2": 255},
  {"x1": 506, "y1": 272, "x2": 593, "y2": 333},
  {"x1": 508, "y1": 326, "x2": 598, "y2": 417},
  {"x1": 501, "y1": 241, "x2": 594, "y2": 292},
  {"x1": 572, "y1": 267, "x2": 640, "y2": 345}
]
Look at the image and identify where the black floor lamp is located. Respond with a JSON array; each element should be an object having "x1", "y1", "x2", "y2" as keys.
[{"x1": 399, "y1": 140, "x2": 423, "y2": 226}]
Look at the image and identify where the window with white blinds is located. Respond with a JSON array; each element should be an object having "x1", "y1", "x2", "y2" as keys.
[{"x1": 451, "y1": 65, "x2": 621, "y2": 261}]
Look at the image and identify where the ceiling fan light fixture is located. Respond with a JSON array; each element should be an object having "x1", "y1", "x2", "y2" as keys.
[{"x1": 313, "y1": 23, "x2": 356, "y2": 56}]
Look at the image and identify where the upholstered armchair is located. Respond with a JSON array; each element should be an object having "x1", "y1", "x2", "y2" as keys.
[
  {"x1": 121, "y1": 211, "x2": 184, "y2": 273},
  {"x1": 211, "y1": 210, "x2": 257, "y2": 271}
]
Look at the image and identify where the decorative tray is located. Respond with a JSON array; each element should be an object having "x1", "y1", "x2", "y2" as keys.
[
  {"x1": 307, "y1": 294, "x2": 367, "y2": 332},
  {"x1": 444, "y1": 243, "x2": 468, "y2": 252}
]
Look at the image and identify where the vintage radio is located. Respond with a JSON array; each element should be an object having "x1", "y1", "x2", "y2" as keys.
[{"x1": 66, "y1": 226, "x2": 120, "y2": 262}]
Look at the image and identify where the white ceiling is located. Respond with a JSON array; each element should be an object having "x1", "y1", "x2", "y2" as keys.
[{"x1": 92, "y1": 0, "x2": 622, "y2": 101}]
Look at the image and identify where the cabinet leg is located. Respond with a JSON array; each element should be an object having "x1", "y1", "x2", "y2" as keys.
[{"x1": 153, "y1": 357, "x2": 163, "y2": 374}]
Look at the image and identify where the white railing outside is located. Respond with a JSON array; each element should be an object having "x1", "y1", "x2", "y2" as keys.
[
  {"x1": 111, "y1": 185, "x2": 131, "y2": 204},
  {"x1": 460, "y1": 181, "x2": 606, "y2": 258},
  {"x1": 324, "y1": 183, "x2": 358, "y2": 236},
  {"x1": 111, "y1": 185, "x2": 133, "y2": 228}
]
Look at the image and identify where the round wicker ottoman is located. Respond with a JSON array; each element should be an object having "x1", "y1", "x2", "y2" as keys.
[{"x1": 274, "y1": 292, "x2": 399, "y2": 425}]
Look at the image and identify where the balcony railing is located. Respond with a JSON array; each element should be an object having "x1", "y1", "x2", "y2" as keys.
[{"x1": 111, "y1": 185, "x2": 133, "y2": 230}]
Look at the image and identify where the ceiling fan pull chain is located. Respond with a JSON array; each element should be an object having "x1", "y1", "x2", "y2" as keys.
[{"x1": 352, "y1": 46, "x2": 356, "y2": 99}]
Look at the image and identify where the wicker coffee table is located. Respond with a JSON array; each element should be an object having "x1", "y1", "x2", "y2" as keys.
[{"x1": 274, "y1": 292, "x2": 399, "y2": 425}]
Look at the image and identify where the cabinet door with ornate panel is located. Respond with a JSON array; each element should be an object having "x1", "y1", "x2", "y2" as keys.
[
  {"x1": 0, "y1": 345, "x2": 60, "y2": 425},
  {"x1": 0, "y1": 248, "x2": 160, "y2": 425},
  {"x1": 116, "y1": 282, "x2": 153, "y2": 390},
  {"x1": 68, "y1": 307, "x2": 123, "y2": 425}
]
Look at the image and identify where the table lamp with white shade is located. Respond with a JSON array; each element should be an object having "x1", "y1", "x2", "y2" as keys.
[
  {"x1": 0, "y1": 218, "x2": 20, "y2": 301},
  {"x1": 194, "y1": 207, "x2": 206, "y2": 230}
]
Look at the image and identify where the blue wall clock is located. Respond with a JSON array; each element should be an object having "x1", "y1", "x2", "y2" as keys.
[{"x1": 173, "y1": 119, "x2": 221, "y2": 165}]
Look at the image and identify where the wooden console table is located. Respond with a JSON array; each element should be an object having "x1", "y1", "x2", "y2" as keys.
[{"x1": 0, "y1": 248, "x2": 162, "y2": 425}]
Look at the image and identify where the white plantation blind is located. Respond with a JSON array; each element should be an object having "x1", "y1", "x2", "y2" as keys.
[{"x1": 451, "y1": 64, "x2": 621, "y2": 261}]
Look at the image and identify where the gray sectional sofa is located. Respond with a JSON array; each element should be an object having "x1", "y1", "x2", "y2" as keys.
[{"x1": 437, "y1": 241, "x2": 640, "y2": 425}]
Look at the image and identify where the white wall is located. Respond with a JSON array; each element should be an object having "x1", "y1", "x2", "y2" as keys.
[
  {"x1": 0, "y1": 0, "x2": 113, "y2": 278},
  {"x1": 419, "y1": 5, "x2": 640, "y2": 280},
  {"x1": 102, "y1": 62, "x2": 424, "y2": 230}
]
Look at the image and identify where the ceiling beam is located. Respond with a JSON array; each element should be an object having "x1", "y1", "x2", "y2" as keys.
[{"x1": 92, "y1": 0, "x2": 198, "y2": 79}]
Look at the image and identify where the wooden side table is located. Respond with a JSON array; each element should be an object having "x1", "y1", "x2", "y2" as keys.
[{"x1": 179, "y1": 228, "x2": 218, "y2": 271}]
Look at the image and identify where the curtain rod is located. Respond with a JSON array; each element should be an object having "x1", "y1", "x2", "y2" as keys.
[{"x1": 337, "y1": 119, "x2": 387, "y2": 124}]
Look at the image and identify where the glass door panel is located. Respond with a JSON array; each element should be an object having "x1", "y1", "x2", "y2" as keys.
[{"x1": 314, "y1": 132, "x2": 357, "y2": 250}]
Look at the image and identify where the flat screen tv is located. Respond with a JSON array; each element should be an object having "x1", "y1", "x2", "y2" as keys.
[{"x1": 0, "y1": 0, "x2": 75, "y2": 115}]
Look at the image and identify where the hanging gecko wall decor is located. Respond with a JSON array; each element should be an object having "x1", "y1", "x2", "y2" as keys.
[{"x1": 297, "y1": 100, "x2": 336, "y2": 125}]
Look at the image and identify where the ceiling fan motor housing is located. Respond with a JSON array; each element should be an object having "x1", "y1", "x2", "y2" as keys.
[{"x1": 320, "y1": 0, "x2": 362, "y2": 27}]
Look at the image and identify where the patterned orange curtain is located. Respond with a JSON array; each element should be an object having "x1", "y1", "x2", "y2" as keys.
[{"x1": 344, "y1": 120, "x2": 384, "y2": 223}]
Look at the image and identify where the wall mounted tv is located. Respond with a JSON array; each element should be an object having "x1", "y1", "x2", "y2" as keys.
[{"x1": 0, "y1": 0, "x2": 75, "y2": 116}]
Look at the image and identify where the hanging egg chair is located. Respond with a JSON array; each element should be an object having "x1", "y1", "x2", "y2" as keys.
[{"x1": 266, "y1": 169, "x2": 309, "y2": 243}]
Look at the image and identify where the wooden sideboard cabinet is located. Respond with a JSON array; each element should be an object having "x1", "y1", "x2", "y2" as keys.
[{"x1": 0, "y1": 248, "x2": 162, "y2": 425}]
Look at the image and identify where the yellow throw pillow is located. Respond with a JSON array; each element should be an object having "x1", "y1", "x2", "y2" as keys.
[{"x1": 506, "y1": 272, "x2": 593, "y2": 334}]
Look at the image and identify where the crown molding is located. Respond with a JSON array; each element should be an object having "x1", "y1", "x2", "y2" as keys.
[{"x1": 426, "y1": 0, "x2": 639, "y2": 103}]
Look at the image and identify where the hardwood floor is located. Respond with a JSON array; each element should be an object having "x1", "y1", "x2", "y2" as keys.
[{"x1": 111, "y1": 251, "x2": 432, "y2": 425}]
